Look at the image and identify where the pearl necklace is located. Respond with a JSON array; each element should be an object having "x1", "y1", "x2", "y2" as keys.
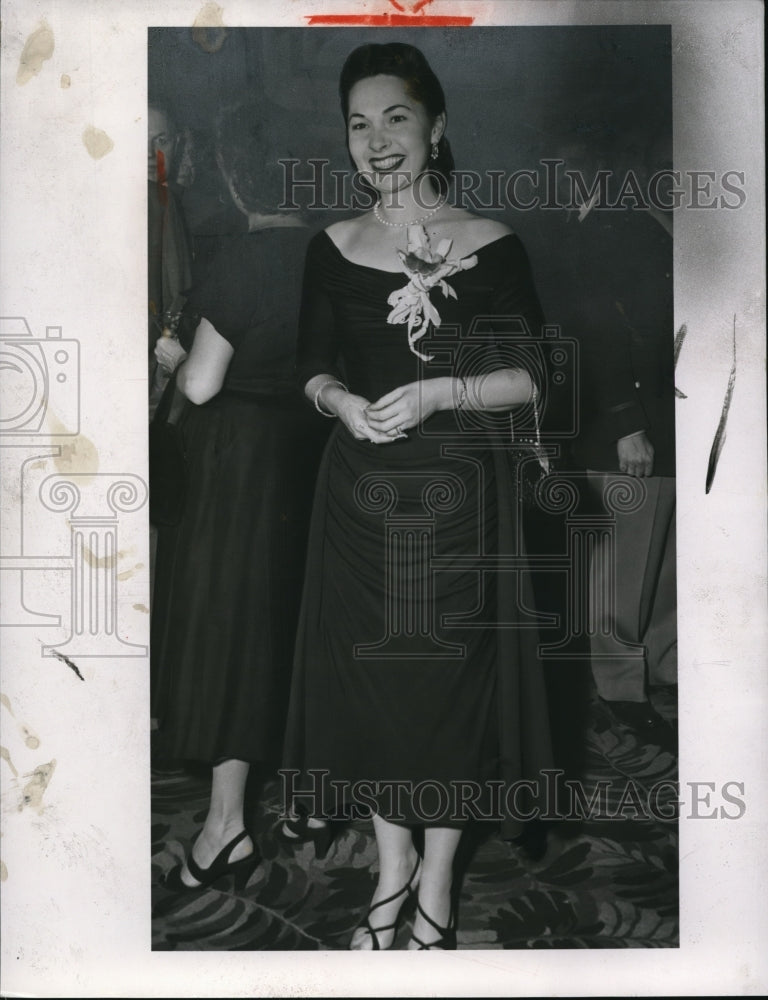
[{"x1": 373, "y1": 197, "x2": 447, "y2": 228}]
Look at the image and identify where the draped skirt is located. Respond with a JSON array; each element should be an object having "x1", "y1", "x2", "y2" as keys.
[{"x1": 283, "y1": 420, "x2": 554, "y2": 835}]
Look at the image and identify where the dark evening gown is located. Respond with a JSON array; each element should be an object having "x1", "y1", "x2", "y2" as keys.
[
  {"x1": 283, "y1": 230, "x2": 554, "y2": 836},
  {"x1": 151, "y1": 227, "x2": 329, "y2": 765}
]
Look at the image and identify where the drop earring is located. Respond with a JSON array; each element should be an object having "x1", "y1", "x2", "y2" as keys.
[{"x1": 430, "y1": 141, "x2": 439, "y2": 161}]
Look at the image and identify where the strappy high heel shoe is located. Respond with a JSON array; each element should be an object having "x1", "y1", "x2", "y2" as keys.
[
  {"x1": 409, "y1": 900, "x2": 457, "y2": 950},
  {"x1": 276, "y1": 813, "x2": 335, "y2": 861},
  {"x1": 350, "y1": 857, "x2": 421, "y2": 951},
  {"x1": 162, "y1": 829, "x2": 260, "y2": 892}
]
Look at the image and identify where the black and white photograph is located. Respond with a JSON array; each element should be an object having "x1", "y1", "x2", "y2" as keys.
[
  {"x1": 1, "y1": 0, "x2": 766, "y2": 995},
  {"x1": 148, "y1": 23, "x2": 680, "y2": 951}
]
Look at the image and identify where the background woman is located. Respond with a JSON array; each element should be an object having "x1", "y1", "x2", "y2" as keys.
[
  {"x1": 283, "y1": 43, "x2": 554, "y2": 949},
  {"x1": 151, "y1": 99, "x2": 328, "y2": 890}
]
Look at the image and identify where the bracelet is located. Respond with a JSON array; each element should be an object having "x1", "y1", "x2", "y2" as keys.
[
  {"x1": 456, "y1": 375, "x2": 468, "y2": 410},
  {"x1": 509, "y1": 379, "x2": 539, "y2": 446},
  {"x1": 531, "y1": 383, "x2": 541, "y2": 447},
  {"x1": 314, "y1": 379, "x2": 348, "y2": 417}
]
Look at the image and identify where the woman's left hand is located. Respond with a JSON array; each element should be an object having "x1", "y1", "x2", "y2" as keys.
[{"x1": 365, "y1": 378, "x2": 449, "y2": 438}]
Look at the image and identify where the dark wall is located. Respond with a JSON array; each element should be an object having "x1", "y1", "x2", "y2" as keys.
[{"x1": 149, "y1": 26, "x2": 670, "y2": 167}]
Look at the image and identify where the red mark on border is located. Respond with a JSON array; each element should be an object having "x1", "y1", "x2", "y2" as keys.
[
  {"x1": 306, "y1": 14, "x2": 474, "y2": 25},
  {"x1": 307, "y1": 0, "x2": 474, "y2": 26},
  {"x1": 389, "y1": 0, "x2": 434, "y2": 12}
]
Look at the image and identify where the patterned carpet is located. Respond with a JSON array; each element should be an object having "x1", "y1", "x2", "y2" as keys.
[{"x1": 151, "y1": 685, "x2": 678, "y2": 950}]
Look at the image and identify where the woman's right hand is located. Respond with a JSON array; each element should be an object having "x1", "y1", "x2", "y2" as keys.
[
  {"x1": 332, "y1": 388, "x2": 396, "y2": 444},
  {"x1": 308, "y1": 376, "x2": 400, "y2": 444}
]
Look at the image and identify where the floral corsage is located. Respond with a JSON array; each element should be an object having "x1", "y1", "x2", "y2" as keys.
[{"x1": 387, "y1": 224, "x2": 477, "y2": 362}]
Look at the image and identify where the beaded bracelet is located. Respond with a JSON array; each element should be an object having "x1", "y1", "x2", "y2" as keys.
[
  {"x1": 314, "y1": 379, "x2": 348, "y2": 417},
  {"x1": 509, "y1": 382, "x2": 550, "y2": 473}
]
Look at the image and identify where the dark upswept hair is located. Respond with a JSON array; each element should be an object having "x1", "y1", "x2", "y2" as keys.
[
  {"x1": 214, "y1": 98, "x2": 295, "y2": 214},
  {"x1": 339, "y1": 42, "x2": 455, "y2": 193}
]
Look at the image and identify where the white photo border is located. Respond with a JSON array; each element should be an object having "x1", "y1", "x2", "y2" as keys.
[{"x1": 0, "y1": 1, "x2": 765, "y2": 996}]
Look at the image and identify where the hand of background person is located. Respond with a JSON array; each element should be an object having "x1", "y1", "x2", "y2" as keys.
[
  {"x1": 154, "y1": 335, "x2": 188, "y2": 374},
  {"x1": 617, "y1": 431, "x2": 655, "y2": 477},
  {"x1": 365, "y1": 379, "x2": 446, "y2": 438}
]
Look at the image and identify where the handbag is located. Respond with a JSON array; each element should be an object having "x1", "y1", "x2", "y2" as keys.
[{"x1": 149, "y1": 372, "x2": 188, "y2": 527}]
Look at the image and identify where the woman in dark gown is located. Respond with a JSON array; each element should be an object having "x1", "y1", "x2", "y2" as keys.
[
  {"x1": 283, "y1": 43, "x2": 554, "y2": 949},
  {"x1": 151, "y1": 101, "x2": 328, "y2": 890}
]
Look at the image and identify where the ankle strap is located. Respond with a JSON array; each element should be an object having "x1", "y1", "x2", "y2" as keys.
[{"x1": 411, "y1": 901, "x2": 456, "y2": 949}]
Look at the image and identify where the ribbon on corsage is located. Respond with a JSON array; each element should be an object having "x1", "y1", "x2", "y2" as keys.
[{"x1": 387, "y1": 224, "x2": 478, "y2": 362}]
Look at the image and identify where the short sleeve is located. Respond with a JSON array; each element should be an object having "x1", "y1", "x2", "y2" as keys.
[
  {"x1": 295, "y1": 231, "x2": 344, "y2": 390},
  {"x1": 484, "y1": 235, "x2": 548, "y2": 396},
  {"x1": 489, "y1": 235, "x2": 546, "y2": 340},
  {"x1": 487, "y1": 235, "x2": 567, "y2": 444},
  {"x1": 183, "y1": 236, "x2": 252, "y2": 350}
]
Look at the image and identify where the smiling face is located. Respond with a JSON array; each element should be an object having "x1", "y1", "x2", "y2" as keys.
[{"x1": 346, "y1": 74, "x2": 445, "y2": 197}]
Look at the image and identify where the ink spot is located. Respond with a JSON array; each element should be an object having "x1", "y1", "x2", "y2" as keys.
[
  {"x1": 19, "y1": 760, "x2": 56, "y2": 813},
  {"x1": 49, "y1": 648, "x2": 85, "y2": 682},
  {"x1": 61, "y1": 73, "x2": 71, "y2": 89},
  {"x1": 118, "y1": 563, "x2": 144, "y2": 581},
  {"x1": 133, "y1": 603, "x2": 150, "y2": 614},
  {"x1": 706, "y1": 316, "x2": 737, "y2": 494},
  {"x1": 51, "y1": 433, "x2": 99, "y2": 478},
  {"x1": 16, "y1": 22, "x2": 54, "y2": 86},
  {"x1": 1, "y1": 697, "x2": 42, "y2": 748},
  {"x1": 23, "y1": 728, "x2": 41, "y2": 750},
  {"x1": 83, "y1": 125, "x2": 115, "y2": 160},
  {"x1": 192, "y1": 3, "x2": 227, "y2": 53},
  {"x1": 673, "y1": 323, "x2": 689, "y2": 397},
  {"x1": 82, "y1": 547, "x2": 128, "y2": 570},
  {"x1": 1, "y1": 746, "x2": 19, "y2": 777},
  {"x1": 673, "y1": 323, "x2": 688, "y2": 367}
]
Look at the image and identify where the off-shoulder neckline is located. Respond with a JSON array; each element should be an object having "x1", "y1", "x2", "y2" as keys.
[{"x1": 318, "y1": 229, "x2": 517, "y2": 275}]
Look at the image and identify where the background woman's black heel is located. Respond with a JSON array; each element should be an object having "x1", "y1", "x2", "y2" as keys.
[
  {"x1": 277, "y1": 814, "x2": 335, "y2": 860},
  {"x1": 163, "y1": 829, "x2": 260, "y2": 892}
]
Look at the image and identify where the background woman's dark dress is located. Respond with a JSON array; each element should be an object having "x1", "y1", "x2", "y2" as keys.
[
  {"x1": 284, "y1": 231, "x2": 554, "y2": 834},
  {"x1": 151, "y1": 227, "x2": 328, "y2": 765}
]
